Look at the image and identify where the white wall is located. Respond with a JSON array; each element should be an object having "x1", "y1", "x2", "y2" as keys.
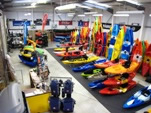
[{"x1": 4, "y1": 7, "x2": 151, "y2": 42}]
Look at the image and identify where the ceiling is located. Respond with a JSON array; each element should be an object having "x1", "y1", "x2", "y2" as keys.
[{"x1": 1, "y1": 0, "x2": 151, "y2": 12}]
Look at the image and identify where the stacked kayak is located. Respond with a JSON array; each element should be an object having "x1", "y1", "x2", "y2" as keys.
[
  {"x1": 94, "y1": 59, "x2": 126, "y2": 69},
  {"x1": 142, "y1": 44, "x2": 151, "y2": 76},
  {"x1": 107, "y1": 24, "x2": 120, "y2": 60},
  {"x1": 55, "y1": 51, "x2": 86, "y2": 57},
  {"x1": 88, "y1": 72, "x2": 137, "y2": 95},
  {"x1": 72, "y1": 59, "x2": 107, "y2": 72},
  {"x1": 120, "y1": 28, "x2": 134, "y2": 60},
  {"x1": 54, "y1": 47, "x2": 75, "y2": 51},
  {"x1": 62, "y1": 56, "x2": 99, "y2": 64}
]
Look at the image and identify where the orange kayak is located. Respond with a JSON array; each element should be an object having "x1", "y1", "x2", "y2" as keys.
[
  {"x1": 105, "y1": 61, "x2": 139, "y2": 74},
  {"x1": 94, "y1": 59, "x2": 126, "y2": 69}
]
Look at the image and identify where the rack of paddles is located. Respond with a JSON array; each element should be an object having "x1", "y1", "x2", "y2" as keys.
[{"x1": 49, "y1": 77, "x2": 76, "y2": 112}]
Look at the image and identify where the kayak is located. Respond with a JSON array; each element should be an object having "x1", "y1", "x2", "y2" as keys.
[
  {"x1": 123, "y1": 85, "x2": 151, "y2": 109},
  {"x1": 130, "y1": 41, "x2": 143, "y2": 72},
  {"x1": 94, "y1": 59, "x2": 126, "y2": 69},
  {"x1": 107, "y1": 24, "x2": 120, "y2": 60},
  {"x1": 88, "y1": 79, "x2": 106, "y2": 89},
  {"x1": 142, "y1": 44, "x2": 151, "y2": 76},
  {"x1": 99, "y1": 80, "x2": 136, "y2": 95},
  {"x1": 54, "y1": 47, "x2": 75, "y2": 51},
  {"x1": 105, "y1": 61, "x2": 139, "y2": 74},
  {"x1": 24, "y1": 45, "x2": 44, "y2": 55},
  {"x1": 81, "y1": 68, "x2": 101, "y2": 78},
  {"x1": 103, "y1": 73, "x2": 136, "y2": 86},
  {"x1": 72, "y1": 59, "x2": 107, "y2": 72},
  {"x1": 111, "y1": 26, "x2": 125, "y2": 61},
  {"x1": 120, "y1": 28, "x2": 134, "y2": 60},
  {"x1": 62, "y1": 56, "x2": 99, "y2": 64},
  {"x1": 20, "y1": 47, "x2": 35, "y2": 58},
  {"x1": 55, "y1": 51, "x2": 85, "y2": 57},
  {"x1": 56, "y1": 42, "x2": 83, "y2": 47},
  {"x1": 19, "y1": 55, "x2": 37, "y2": 67}
]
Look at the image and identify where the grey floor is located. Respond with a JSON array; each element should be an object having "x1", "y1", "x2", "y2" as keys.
[{"x1": 9, "y1": 41, "x2": 150, "y2": 113}]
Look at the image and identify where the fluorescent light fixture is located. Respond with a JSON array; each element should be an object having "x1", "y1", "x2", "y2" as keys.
[
  {"x1": 116, "y1": 10, "x2": 144, "y2": 14},
  {"x1": 55, "y1": 3, "x2": 92, "y2": 10},
  {"x1": 149, "y1": 14, "x2": 151, "y2": 17},
  {"x1": 85, "y1": 0, "x2": 111, "y2": 8},
  {"x1": 68, "y1": 14, "x2": 74, "y2": 17},
  {"x1": 78, "y1": 14, "x2": 85, "y2": 17},
  {"x1": 31, "y1": 2, "x2": 37, "y2": 7},
  {"x1": 27, "y1": 13, "x2": 31, "y2": 15},
  {"x1": 24, "y1": 13, "x2": 31, "y2": 16},
  {"x1": 93, "y1": 14, "x2": 103, "y2": 16},
  {"x1": 37, "y1": 0, "x2": 47, "y2": 3},
  {"x1": 113, "y1": 14, "x2": 129, "y2": 17},
  {"x1": 116, "y1": 0, "x2": 141, "y2": 6},
  {"x1": 84, "y1": 12, "x2": 97, "y2": 15}
]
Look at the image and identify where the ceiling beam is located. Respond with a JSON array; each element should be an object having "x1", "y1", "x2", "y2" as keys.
[{"x1": 118, "y1": 1, "x2": 145, "y2": 10}]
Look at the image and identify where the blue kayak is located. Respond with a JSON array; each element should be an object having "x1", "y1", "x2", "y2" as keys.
[
  {"x1": 120, "y1": 28, "x2": 134, "y2": 60},
  {"x1": 107, "y1": 24, "x2": 120, "y2": 60},
  {"x1": 88, "y1": 80, "x2": 105, "y2": 89},
  {"x1": 19, "y1": 55, "x2": 37, "y2": 67},
  {"x1": 123, "y1": 85, "x2": 151, "y2": 109},
  {"x1": 72, "y1": 59, "x2": 107, "y2": 72}
]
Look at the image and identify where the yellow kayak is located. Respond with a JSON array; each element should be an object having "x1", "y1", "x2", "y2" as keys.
[
  {"x1": 62, "y1": 56, "x2": 99, "y2": 64},
  {"x1": 54, "y1": 47, "x2": 75, "y2": 51},
  {"x1": 111, "y1": 26, "x2": 125, "y2": 61},
  {"x1": 20, "y1": 47, "x2": 34, "y2": 58}
]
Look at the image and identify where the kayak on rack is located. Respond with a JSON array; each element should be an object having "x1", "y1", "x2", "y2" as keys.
[
  {"x1": 120, "y1": 28, "x2": 134, "y2": 60},
  {"x1": 62, "y1": 56, "x2": 99, "y2": 64},
  {"x1": 123, "y1": 85, "x2": 151, "y2": 109},
  {"x1": 81, "y1": 68, "x2": 102, "y2": 78},
  {"x1": 88, "y1": 80, "x2": 106, "y2": 89},
  {"x1": 107, "y1": 24, "x2": 120, "y2": 60},
  {"x1": 94, "y1": 59, "x2": 126, "y2": 69},
  {"x1": 142, "y1": 44, "x2": 151, "y2": 76},
  {"x1": 103, "y1": 73, "x2": 136, "y2": 86},
  {"x1": 55, "y1": 50, "x2": 86, "y2": 57},
  {"x1": 111, "y1": 26, "x2": 125, "y2": 61},
  {"x1": 72, "y1": 59, "x2": 107, "y2": 72},
  {"x1": 99, "y1": 80, "x2": 136, "y2": 95},
  {"x1": 105, "y1": 61, "x2": 139, "y2": 75},
  {"x1": 54, "y1": 47, "x2": 75, "y2": 51}
]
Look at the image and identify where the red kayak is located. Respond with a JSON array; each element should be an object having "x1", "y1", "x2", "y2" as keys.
[
  {"x1": 142, "y1": 44, "x2": 151, "y2": 76},
  {"x1": 59, "y1": 42, "x2": 88, "y2": 48},
  {"x1": 94, "y1": 59, "x2": 126, "y2": 69},
  {"x1": 99, "y1": 80, "x2": 136, "y2": 95},
  {"x1": 55, "y1": 51, "x2": 86, "y2": 57},
  {"x1": 103, "y1": 73, "x2": 136, "y2": 86}
]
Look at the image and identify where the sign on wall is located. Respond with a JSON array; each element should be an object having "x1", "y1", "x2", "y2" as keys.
[
  {"x1": 78, "y1": 20, "x2": 89, "y2": 27},
  {"x1": 34, "y1": 19, "x2": 50, "y2": 26},
  {"x1": 13, "y1": 21, "x2": 31, "y2": 26},
  {"x1": 59, "y1": 21, "x2": 72, "y2": 25}
]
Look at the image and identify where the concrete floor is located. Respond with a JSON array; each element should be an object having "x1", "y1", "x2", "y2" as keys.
[{"x1": 9, "y1": 42, "x2": 150, "y2": 113}]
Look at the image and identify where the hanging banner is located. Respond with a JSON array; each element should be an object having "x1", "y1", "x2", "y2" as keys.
[
  {"x1": 13, "y1": 20, "x2": 30, "y2": 26},
  {"x1": 78, "y1": 20, "x2": 89, "y2": 27},
  {"x1": 23, "y1": 21, "x2": 28, "y2": 45},
  {"x1": 78, "y1": 20, "x2": 83, "y2": 27},
  {"x1": 59, "y1": 21, "x2": 72, "y2": 25},
  {"x1": 83, "y1": 21, "x2": 89, "y2": 27},
  {"x1": 34, "y1": 19, "x2": 49, "y2": 26}
]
